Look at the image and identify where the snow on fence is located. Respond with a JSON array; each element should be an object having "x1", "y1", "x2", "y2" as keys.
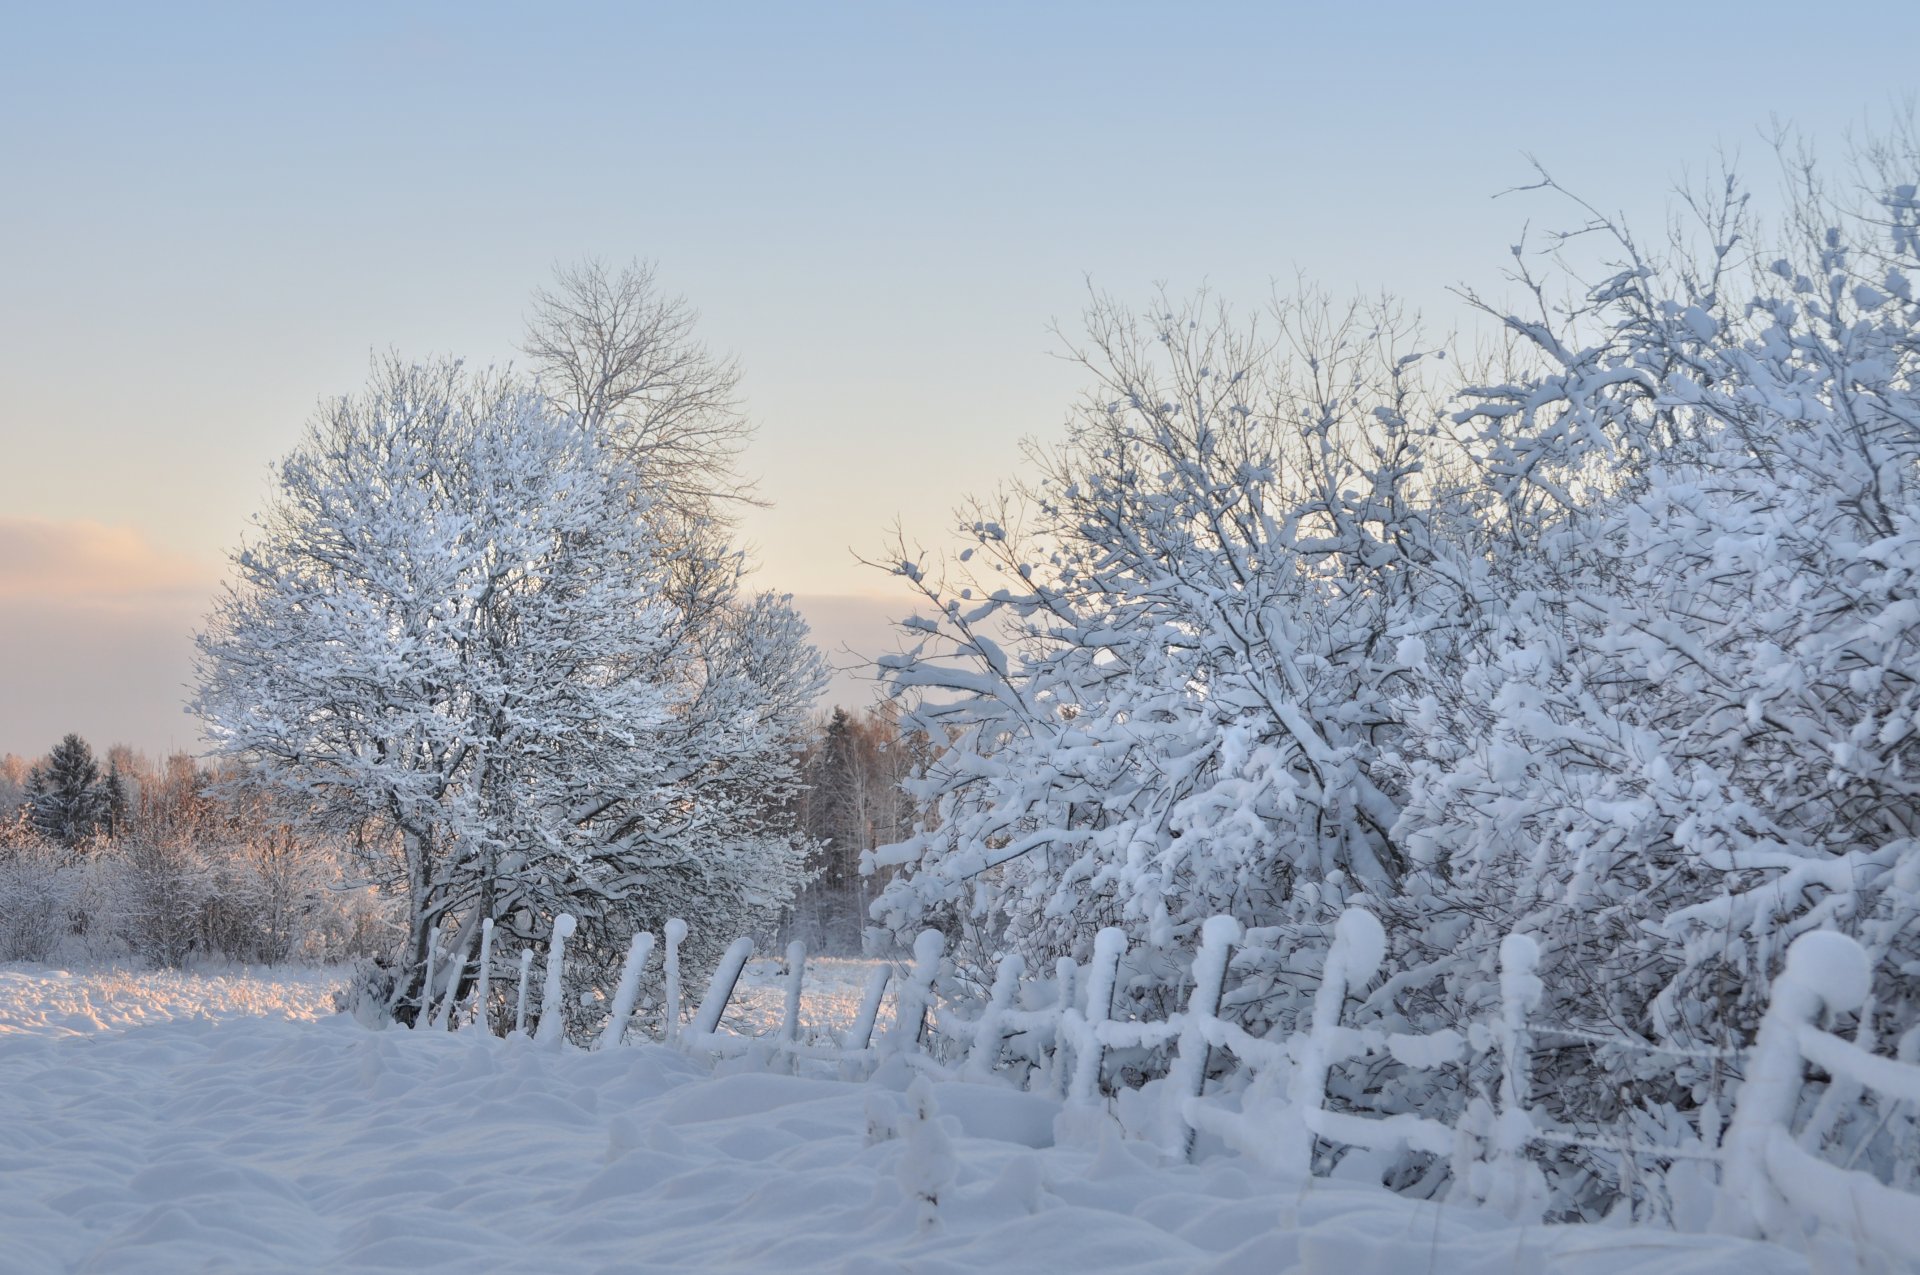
[
  {"x1": 1709, "y1": 930, "x2": 1920, "y2": 1255},
  {"x1": 445, "y1": 907, "x2": 1920, "y2": 1251}
]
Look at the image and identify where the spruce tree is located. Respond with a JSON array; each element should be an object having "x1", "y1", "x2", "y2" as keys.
[
  {"x1": 28, "y1": 734, "x2": 108, "y2": 848},
  {"x1": 798, "y1": 708, "x2": 871, "y2": 951},
  {"x1": 102, "y1": 758, "x2": 131, "y2": 837}
]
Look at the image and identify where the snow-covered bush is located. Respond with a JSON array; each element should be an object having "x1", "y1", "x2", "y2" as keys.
[
  {"x1": 870, "y1": 125, "x2": 1920, "y2": 1212},
  {"x1": 0, "y1": 839, "x2": 79, "y2": 963}
]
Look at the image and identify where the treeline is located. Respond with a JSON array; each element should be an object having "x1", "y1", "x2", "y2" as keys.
[
  {"x1": 0, "y1": 709, "x2": 934, "y2": 970},
  {"x1": 0, "y1": 735, "x2": 396, "y2": 966}
]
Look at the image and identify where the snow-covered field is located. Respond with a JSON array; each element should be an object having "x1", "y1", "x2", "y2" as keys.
[
  {"x1": 0, "y1": 965, "x2": 1830, "y2": 1273},
  {"x1": 0, "y1": 963, "x2": 347, "y2": 1038},
  {"x1": 724, "y1": 955, "x2": 894, "y2": 1040}
]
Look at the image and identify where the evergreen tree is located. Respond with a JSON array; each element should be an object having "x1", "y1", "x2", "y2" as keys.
[
  {"x1": 101, "y1": 758, "x2": 132, "y2": 838},
  {"x1": 779, "y1": 705, "x2": 925, "y2": 953},
  {"x1": 27, "y1": 734, "x2": 107, "y2": 848},
  {"x1": 817, "y1": 710, "x2": 865, "y2": 870}
]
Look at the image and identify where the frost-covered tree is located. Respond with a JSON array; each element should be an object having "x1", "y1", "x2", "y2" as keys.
[
  {"x1": 195, "y1": 357, "x2": 824, "y2": 1024},
  {"x1": 101, "y1": 756, "x2": 131, "y2": 838},
  {"x1": 867, "y1": 289, "x2": 1482, "y2": 988}
]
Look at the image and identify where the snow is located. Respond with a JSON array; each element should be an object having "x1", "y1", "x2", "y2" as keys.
[
  {"x1": 1782, "y1": 929, "x2": 1873, "y2": 1014},
  {"x1": 1333, "y1": 907, "x2": 1386, "y2": 986},
  {"x1": 0, "y1": 966, "x2": 1821, "y2": 1274}
]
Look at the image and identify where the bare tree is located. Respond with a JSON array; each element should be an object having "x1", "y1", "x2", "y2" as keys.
[{"x1": 522, "y1": 258, "x2": 759, "y2": 528}]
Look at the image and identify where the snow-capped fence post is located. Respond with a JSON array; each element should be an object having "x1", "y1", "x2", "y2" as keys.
[
  {"x1": 471, "y1": 918, "x2": 494, "y2": 1033},
  {"x1": 963, "y1": 952, "x2": 1025, "y2": 1081},
  {"x1": 1066, "y1": 927, "x2": 1126, "y2": 1107},
  {"x1": 1165, "y1": 915, "x2": 1241, "y2": 1160},
  {"x1": 535, "y1": 913, "x2": 577, "y2": 1048},
  {"x1": 1708, "y1": 928, "x2": 1920, "y2": 1254},
  {"x1": 847, "y1": 964, "x2": 892, "y2": 1052},
  {"x1": 514, "y1": 948, "x2": 534, "y2": 1035},
  {"x1": 689, "y1": 936, "x2": 756, "y2": 1042},
  {"x1": 778, "y1": 939, "x2": 807, "y2": 1051},
  {"x1": 663, "y1": 918, "x2": 687, "y2": 1045},
  {"x1": 1049, "y1": 957, "x2": 1078, "y2": 1100},
  {"x1": 1486, "y1": 932, "x2": 1545, "y2": 1219},
  {"x1": 598, "y1": 930, "x2": 656, "y2": 1050},
  {"x1": 887, "y1": 930, "x2": 945, "y2": 1055},
  {"x1": 1283, "y1": 907, "x2": 1386, "y2": 1174}
]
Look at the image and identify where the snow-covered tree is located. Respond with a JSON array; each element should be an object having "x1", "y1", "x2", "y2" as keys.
[
  {"x1": 781, "y1": 704, "x2": 927, "y2": 953},
  {"x1": 195, "y1": 357, "x2": 824, "y2": 1024},
  {"x1": 866, "y1": 289, "x2": 1482, "y2": 993}
]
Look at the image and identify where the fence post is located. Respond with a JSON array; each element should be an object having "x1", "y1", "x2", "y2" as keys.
[
  {"x1": 663, "y1": 918, "x2": 688, "y2": 1045},
  {"x1": 1284, "y1": 908, "x2": 1385, "y2": 1175},
  {"x1": 1049, "y1": 957, "x2": 1078, "y2": 1100},
  {"x1": 598, "y1": 930, "x2": 657, "y2": 1050},
  {"x1": 1712, "y1": 929, "x2": 1872, "y2": 1240},
  {"x1": 514, "y1": 948, "x2": 534, "y2": 1034},
  {"x1": 964, "y1": 952, "x2": 1026, "y2": 1081},
  {"x1": 1166, "y1": 915, "x2": 1241, "y2": 1160},
  {"x1": 1487, "y1": 932, "x2": 1545, "y2": 1218},
  {"x1": 535, "y1": 913, "x2": 578, "y2": 1048},
  {"x1": 848, "y1": 964, "x2": 892, "y2": 1052},
  {"x1": 1067, "y1": 927, "x2": 1127, "y2": 1107},
  {"x1": 432, "y1": 919, "x2": 480, "y2": 1031},
  {"x1": 689, "y1": 936, "x2": 756, "y2": 1041},
  {"x1": 888, "y1": 930, "x2": 945, "y2": 1055},
  {"x1": 779, "y1": 940, "x2": 808, "y2": 1049}
]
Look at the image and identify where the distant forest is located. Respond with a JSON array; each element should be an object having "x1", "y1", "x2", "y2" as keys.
[{"x1": 0, "y1": 702, "x2": 920, "y2": 967}]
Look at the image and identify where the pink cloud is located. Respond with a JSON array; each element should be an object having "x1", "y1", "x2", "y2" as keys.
[
  {"x1": 0, "y1": 519, "x2": 217, "y2": 756},
  {"x1": 0, "y1": 517, "x2": 215, "y2": 606}
]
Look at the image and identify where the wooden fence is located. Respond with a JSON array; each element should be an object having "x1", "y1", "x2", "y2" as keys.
[{"x1": 422, "y1": 907, "x2": 1920, "y2": 1253}]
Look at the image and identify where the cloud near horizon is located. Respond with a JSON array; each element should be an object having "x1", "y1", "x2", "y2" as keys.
[
  {"x1": 787, "y1": 592, "x2": 916, "y2": 713},
  {"x1": 0, "y1": 516, "x2": 216, "y2": 608},
  {"x1": 0, "y1": 518, "x2": 221, "y2": 760}
]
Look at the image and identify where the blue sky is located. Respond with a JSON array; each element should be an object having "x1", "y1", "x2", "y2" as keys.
[{"x1": 1, "y1": 1, "x2": 1915, "y2": 755}]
